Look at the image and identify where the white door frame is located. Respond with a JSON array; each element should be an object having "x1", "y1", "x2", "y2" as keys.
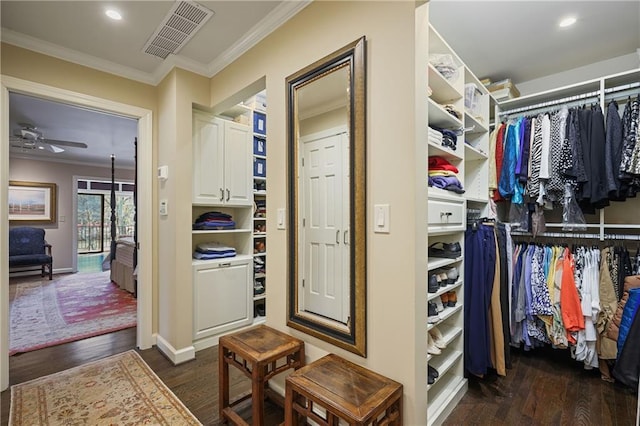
[{"x1": 1, "y1": 76, "x2": 154, "y2": 391}]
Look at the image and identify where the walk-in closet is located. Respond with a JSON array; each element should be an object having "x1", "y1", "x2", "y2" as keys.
[{"x1": 425, "y1": 1, "x2": 640, "y2": 424}]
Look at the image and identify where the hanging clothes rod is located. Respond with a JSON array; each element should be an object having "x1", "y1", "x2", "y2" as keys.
[
  {"x1": 510, "y1": 230, "x2": 640, "y2": 241},
  {"x1": 498, "y1": 81, "x2": 640, "y2": 117}
]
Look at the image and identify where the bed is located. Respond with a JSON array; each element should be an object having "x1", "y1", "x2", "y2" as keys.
[{"x1": 110, "y1": 237, "x2": 136, "y2": 294}]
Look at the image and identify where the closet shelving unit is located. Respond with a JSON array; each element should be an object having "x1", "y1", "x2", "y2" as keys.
[
  {"x1": 249, "y1": 92, "x2": 268, "y2": 324},
  {"x1": 425, "y1": 21, "x2": 492, "y2": 425},
  {"x1": 495, "y1": 68, "x2": 640, "y2": 239}
]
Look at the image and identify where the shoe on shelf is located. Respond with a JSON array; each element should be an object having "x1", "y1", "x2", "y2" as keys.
[
  {"x1": 427, "y1": 333, "x2": 441, "y2": 355},
  {"x1": 428, "y1": 274, "x2": 440, "y2": 293},
  {"x1": 439, "y1": 293, "x2": 449, "y2": 309},
  {"x1": 445, "y1": 266, "x2": 459, "y2": 284},
  {"x1": 447, "y1": 290, "x2": 457, "y2": 307},
  {"x1": 437, "y1": 271, "x2": 449, "y2": 287},
  {"x1": 429, "y1": 327, "x2": 447, "y2": 349},
  {"x1": 428, "y1": 241, "x2": 461, "y2": 259},
  {"x1": 253, "y1": 281, "x2": 265, "y2": 295},
  {"x1": 427, "y1": 301, "x2": 440, "y2": 324},
  {"x1": 428, "y1": 364, "x2": 439, "y2": 379},
  {"x1": 434, "y1": 296, "x2": 445, "y2": 313}
]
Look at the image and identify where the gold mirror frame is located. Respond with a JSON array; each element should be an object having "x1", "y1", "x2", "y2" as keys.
[{"x1": 286, "y1": 37, "x2": 366, "y2": 357}]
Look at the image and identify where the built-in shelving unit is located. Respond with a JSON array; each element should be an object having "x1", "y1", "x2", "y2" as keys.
[{"x1": 425, "y1": 20, "x2": 491, "y2": 426}]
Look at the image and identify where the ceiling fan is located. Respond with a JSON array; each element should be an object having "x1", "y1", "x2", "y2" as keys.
[{"x1": 10, "y1": 123, "x2": 88, "y2": 153}]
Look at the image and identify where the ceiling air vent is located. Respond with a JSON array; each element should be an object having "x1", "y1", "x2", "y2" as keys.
[{"x1": 143, "y1": 0, "x2": 214, "y2": 60}]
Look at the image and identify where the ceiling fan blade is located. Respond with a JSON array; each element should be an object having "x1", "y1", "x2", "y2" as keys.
[
  {"x1": 45, "y1": 144, "x2": 65, "y2": 153},
  {"x1": 42, "y1": 139, "x2": 88, "y2": 149}
]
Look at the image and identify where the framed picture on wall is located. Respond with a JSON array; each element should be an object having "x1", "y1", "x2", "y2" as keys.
[{"x1": 8, "y1": 181, "x2": 57, "y2": 224}]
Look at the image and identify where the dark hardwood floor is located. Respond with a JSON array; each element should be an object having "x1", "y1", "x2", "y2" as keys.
[
  {"x1": 443, "y1": 345, "x2": 638, "y2": 426},
  {"x1": 2, "y1": 330, "x2": 637, "y2": 425},
  {"x1": 1, "y1": 328, "x2": 283, "y2": 426}
]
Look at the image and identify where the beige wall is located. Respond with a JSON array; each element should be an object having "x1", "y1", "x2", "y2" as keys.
[
  {"x1": 9, "y1": 157, "x2": 134, "y2": 270},
  {"x1": 209, "y1": 1, "x2": 426, "y2": 423}
]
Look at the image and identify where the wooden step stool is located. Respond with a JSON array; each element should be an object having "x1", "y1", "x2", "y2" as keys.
[
  {"x1": 219, "y1": 324, "x2": 305, "y2": 425},
  {"x1": 285, "y1": 353, "x2": 403, "y2": 425}
]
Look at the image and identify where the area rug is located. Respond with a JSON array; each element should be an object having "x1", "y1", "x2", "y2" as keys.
[
  {"x1": 9, "y1": 350, "x2": 202, "y2": 425},
  {"x1": 9, "y1": 271, "x2": 136, "y2": 355}
]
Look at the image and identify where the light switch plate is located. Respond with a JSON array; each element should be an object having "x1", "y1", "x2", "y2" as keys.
[
  {"x1": 277, "y1": 208, "x2": 286, "y2": 230},
  {"x1": 374, "y1": 204, "x2": 389, "y2": 233}
]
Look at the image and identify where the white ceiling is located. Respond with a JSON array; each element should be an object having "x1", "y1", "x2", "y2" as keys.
[
  {"x1": 429, "y1": 0, "x2": 640, "y2": 84},
  {"x1": 2, "y1": 1, "x2": 639, "y2": 168}
]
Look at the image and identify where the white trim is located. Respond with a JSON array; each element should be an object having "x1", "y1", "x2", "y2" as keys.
[
  {"x1": 1, "y1": 2, "x2": 311, "y2": 85},
  {"x1": 0, "y1": 75, "x2": 154, "y2": 391},
  {"x1": 207, "y1": 1, "x2": 312, "y2": 77},
  {"x1": 155, "y1": 334, "x2": 196, "y2": 365},
  {"x1": 1, "y1": 29, "x2": 157, "y2": 85}
]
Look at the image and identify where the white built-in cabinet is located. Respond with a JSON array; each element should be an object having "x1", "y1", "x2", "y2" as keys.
[
  {"x1": 426, "y1": 21, "x2": 491, "y2": 426},
  {"x1": 191, "y1": 109, "x2": 255, "y2": 345},
  {"x1": 193, "y1": 257, "x2": 253, "y2": 339},
  {"x1": 192, "y1": 111, "x2": 253, "y2": 206}
]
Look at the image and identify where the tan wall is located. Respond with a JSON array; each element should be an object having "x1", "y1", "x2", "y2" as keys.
[
  {"x1": 209, "y1": 1, "x2": 425, "y2": 422},
  {"x1": 9, "y1": 157, "x2": 134, "y2": 270}
]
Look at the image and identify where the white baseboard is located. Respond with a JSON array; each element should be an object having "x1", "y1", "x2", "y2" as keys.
[{"x1": 155, "y1": 334, "x2": 196, "y2": 365}]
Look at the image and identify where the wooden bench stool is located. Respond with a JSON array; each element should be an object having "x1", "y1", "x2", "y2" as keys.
[
  {"x1": 219, "y1": 325, "x2": 305, "y2": 425},
  {"x1": 285, "y1": 353, "x2": 403, "y2": 425}
]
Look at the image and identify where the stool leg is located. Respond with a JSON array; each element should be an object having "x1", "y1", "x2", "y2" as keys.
[
  {"x1": 252, "y1": 362, "x2": 265, "y2": 426},
  {"x1": 219, "y1": 345, "x2": 229, "y2": 423},
  {"x1": 285, "y1": 383, "x2": 296, "y2": 426}
]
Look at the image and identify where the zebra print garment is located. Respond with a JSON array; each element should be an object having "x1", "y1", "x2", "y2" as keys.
[
  {"x1": 621, "y1": 95, "x2": 640, "y2": 175},
  {"x1": 526, "y1": 114, "x2": 544, "y2": 198},
  {"x1": 547, "y1": 107, "x2": 568, "y2": 201}
]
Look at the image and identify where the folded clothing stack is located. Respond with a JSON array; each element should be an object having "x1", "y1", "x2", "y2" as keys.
[
  {"x1": 193, "y1": 211, "x2": 236, "y2": 230},
  {"x1": 429, "y1": 125, "x2": 458, "y2": 151},
  {"x1": 428, "y1": 156, "x2": 465, "y2": 194},
  {"x1": 428, "y1": 127, "x2": 443, "y2": 146},
  {"x1": 193, "y1": 241, "x2": 236, "y2": 260}
]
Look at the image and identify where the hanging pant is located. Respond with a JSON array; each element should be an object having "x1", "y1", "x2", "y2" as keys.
[{"x1": 464, "y1": 224, "x2": 497, "y2": 376}]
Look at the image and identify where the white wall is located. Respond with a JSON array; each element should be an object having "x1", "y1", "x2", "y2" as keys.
[
  {"x1": 9, "y1": 157, "x2": 134, "y2": 271},
  {"x1": 517, "y1": 51, "x2": 640, "y2": 96}
]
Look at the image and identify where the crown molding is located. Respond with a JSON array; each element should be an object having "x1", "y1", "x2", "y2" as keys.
[
  {"x1": 206, "y1": 0, "x2": 312, "y2": 76},
  {"x1": 1, "y1": 1, "x2": 311, "y2": 87},
  {"x1": 1, "y1": 28, "x2": 158, "y2": 86}
]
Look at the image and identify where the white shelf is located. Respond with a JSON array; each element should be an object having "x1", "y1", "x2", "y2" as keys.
[
  {"x1": 428, "y1": 98, "x2": 463, "y2": 129},
  {"x1": 253, "y1": 217, "x2": 266, "y2": 221},
  {"x1": 253, "y1": 232, "x2": 267, "y2": 237},
  {"x1": 428, "y1": 140, "x2": 463, "y2": 161},
  {"x1": 254, "y1": 154, "x2": 266, "y2": 160},
  {"x1": 428, "y1": 349, "x2": 462, "y2": 390},
  {"x1": 464, "y1": 143, "x2": 488, "y2": 161},
  {"x1": 465, "y1": 194, "x2": 489, "y2": 204},
  {"x1": 428, "y1": 64, "x2": 463, "y2": 104},
  {"x1": 427, "y1": 304, "x2": 463, "y2": 330},
  {"x1": 253, "y1": 316, "x2": 266, "y2": 325},
  {"x1": 427, "y1": 279, "x2": 462, "y2": 301},
  {"x1": 254, "y1": 272, "x2": 266, "y2": 279},
  {"x1": 427, "y1": 373, "x2": 467, "y2": 426},
  {"x1": 192, "y1": 228, "x2": 252, "y2": 234},
  {"x1": 464, "y1": 111, "x2": 488, "y2": 134},
  {"x1": 427, "y1": 186, "x2": 465, "y2": 202},
  {"x1": 427, "y1": 256, "x2": 462, "y2": 272},
  {"x1": 191, "y1": 254, "x2": 253, "y2": 266},
  {"x1": 219, "y1": 104, "x2": 251, "y2": 119},
  {"x1": 253, "y1": 293, "x2": 266, "y2": 301},
  {"x1": 432, "y1": 323, "x2": 463, "y2": 348},
  {"x1": 253, "y1": 176, "x2": 266, "y2": 182},
  {"x1": 254, "y1": 252, "x2": 267, "y2": 257}
]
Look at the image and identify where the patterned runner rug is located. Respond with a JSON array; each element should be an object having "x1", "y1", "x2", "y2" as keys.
[
  {"x1": 9, "y1": 271, "x2": 136, "y2": 355},
  {"x1": 9, "y1": 350, "x2": 201, "y2": 425}
]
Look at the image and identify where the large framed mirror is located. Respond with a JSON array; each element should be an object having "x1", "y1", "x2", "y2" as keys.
[{"x1": 286, "y1": 37, "x2": 366, "y2": 356}]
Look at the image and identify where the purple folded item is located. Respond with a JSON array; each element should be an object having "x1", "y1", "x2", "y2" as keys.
[{"x1": 428, "y1": 175, "x2": 465, "y2": 194}]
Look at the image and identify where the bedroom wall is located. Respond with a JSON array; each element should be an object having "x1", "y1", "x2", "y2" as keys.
[{"x1": 9, "y1": 157, "x2": 134, "y2": 271}]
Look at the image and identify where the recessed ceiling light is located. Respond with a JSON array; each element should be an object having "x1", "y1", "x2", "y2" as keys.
[
  {"x1": 105, "y1": 9, "x2": 122, "y2": 20},
  {"x1": 559, "y1": 16, "x2": 576, "y2": 28}
]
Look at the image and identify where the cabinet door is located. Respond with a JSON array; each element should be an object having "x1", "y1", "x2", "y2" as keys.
[
  {"x1": 223, "y1": 121, "x2": 253, "y2": 206},
  {"x1": 193, "y1": 259, "x2": 252, "y2": 340},
  {"x1": 193, "y1": 113, "x2": 225, "y2": 204}
]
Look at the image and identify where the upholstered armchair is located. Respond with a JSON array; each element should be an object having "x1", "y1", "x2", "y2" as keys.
[{"x1": 8, "y1": 227, "x2": 53, "y2": 280}]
